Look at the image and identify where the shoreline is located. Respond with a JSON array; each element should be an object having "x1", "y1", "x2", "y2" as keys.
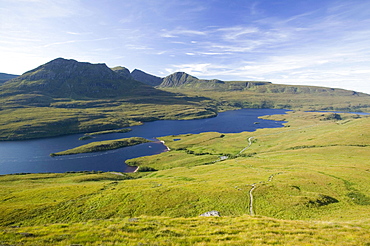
[
  {"x1": 126, "y1": 140, "x2": 170, "y2": 173},
  {"x1": 160, "y1": 140, "x2": 171, "y2": 151}
]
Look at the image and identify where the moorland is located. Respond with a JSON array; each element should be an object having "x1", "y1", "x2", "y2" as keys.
[{"x1": 1, "y1": 58, "x2": 370, "y2": 245}]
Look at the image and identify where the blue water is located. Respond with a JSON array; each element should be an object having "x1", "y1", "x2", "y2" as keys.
[{"x1": 0, "y1": 108, "x2": 288, "y2": 175}]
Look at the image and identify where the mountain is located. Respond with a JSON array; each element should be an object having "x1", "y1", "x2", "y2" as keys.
[
  {"x1": 160, "y1": 72, "x2": 199, "y2": 87},
  {"x1": 158, "y1": 71, "x2": 272, "y2": 90},
  {"x1": 0, "y1": 72, "x2": 18, "y2": 84},
  {"x1": 157, "y1": 71, "x2": 368, "y2": 97},
  {"x1": 2, "y1": 58, "x2": 163, "y2": 99},
  {"x1": 131, "y1": 69, "x2": 163, "y2": 86}
]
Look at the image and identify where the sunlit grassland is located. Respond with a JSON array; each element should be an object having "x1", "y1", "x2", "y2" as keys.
[
  {"x1": 161, "y1": 87, "x2": 370, "y2": 112},
  {"x1": 1, "y1": 111, "x2": 370, "y2": 244},
  {"x1": 1, "y1": 216, "x2": 370, "y2": 246},
  {"x1": 126, "y1": 111, "x2": 370, "y2": 221}
]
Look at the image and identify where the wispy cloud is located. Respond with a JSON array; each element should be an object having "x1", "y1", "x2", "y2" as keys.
[
  {"x1": 158, "y1": 1, "x2": 370, "y2": 93},
  {"x1": 161, "y1": 28, "x2": 207, "y2": 38}
]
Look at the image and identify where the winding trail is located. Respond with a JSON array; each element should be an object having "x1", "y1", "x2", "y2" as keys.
[
  {"x1": 238, "y1": 137, "x2": 254, "y2": 155},
  {"x1": 248, "y1": 173, "x2": 280, "y2": 216}
]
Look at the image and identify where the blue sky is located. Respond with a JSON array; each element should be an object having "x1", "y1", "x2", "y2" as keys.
[{"x1": 1, "y1": 0, "x2": 370, "y2": 93}]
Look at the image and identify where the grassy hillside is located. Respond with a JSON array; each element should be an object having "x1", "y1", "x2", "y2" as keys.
[
  {"x1": 1, "y1": 111, "x2": 369, "y2": 244},
  {"x1": 161, "y1": 85, "x2": 370, "y2": 113},
  {"x1": 2, "y1": 216, "x2": 369, "y2": 245}
]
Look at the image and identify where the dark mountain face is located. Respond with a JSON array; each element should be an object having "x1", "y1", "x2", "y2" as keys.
[
  {"x1": 131, "y1": 69, "x2": 163, "y2": 86},
  {"x1": 2, "y1": 58, "x2": 161, "y2": 99},
  {"x1": 0, "y1": 73, "x2": 19, "y2": 84}
]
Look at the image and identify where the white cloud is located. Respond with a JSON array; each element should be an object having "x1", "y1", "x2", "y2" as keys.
[{"x1": 160, "y1": 28, "x2": 207, "y2": 38}]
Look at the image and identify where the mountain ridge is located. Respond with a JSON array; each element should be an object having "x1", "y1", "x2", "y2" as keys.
[
  {"x1": 3, "y1": 58, "x2": 368, "y2": 97},
  {"x1": 2, "y1": 58, "x2": 168, "y2": 99},
  {"x1": 131, "y1": 69, "x2": 163, "y2": 86}
]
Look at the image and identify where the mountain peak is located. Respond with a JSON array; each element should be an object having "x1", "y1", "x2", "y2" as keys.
[
  {"x1": 3, "y1": 58, "x2": 157, "y2": 99},
  {"x1": 159, "y1": 72, "x2": 199, "y2": 87}
]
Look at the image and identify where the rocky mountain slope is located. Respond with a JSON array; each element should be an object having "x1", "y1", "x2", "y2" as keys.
[
  {"x1": 131, "y1": 69, "x2": 163, "y2": 86},
  {"x1": 2, "y1": 58, "x2": 164, "y2": 99}
]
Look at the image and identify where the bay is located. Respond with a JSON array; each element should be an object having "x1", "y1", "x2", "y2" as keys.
[{"x1": 0, "y1": 108, "x2": 288, "y2": 175}]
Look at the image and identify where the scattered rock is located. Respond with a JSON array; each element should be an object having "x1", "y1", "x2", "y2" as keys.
[{"x1": 200, "y1": 210, "x2": 220, "y2": 217}]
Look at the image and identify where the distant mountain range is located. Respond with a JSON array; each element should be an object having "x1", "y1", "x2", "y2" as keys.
[{"x1": 2, "y1": 58, "x2": 367, "y2": 99}]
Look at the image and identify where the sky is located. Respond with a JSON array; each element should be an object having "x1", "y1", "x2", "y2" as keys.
[{"x1": 1, "y1": 0, "x2": 370, "y2": 94}]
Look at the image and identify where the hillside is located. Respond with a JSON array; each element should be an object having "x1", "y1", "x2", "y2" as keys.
[
  {"x1": 1, "y1": 111, "x2": 370, "y2": 245},
  {"x1": 0, "y1": 72, "x2": 18, "y2": 84},
  {"x1": 157, "y1": 71, "x2": 370, "y2": 112},
  {"x1": 158, "y1": 71, "x2": 367, "y2": 96}
]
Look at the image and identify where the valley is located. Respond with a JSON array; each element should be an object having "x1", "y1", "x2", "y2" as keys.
[
  {"x1": 1, "y1": 58, "x2": 370, "y2": 245},
  {"x1": 1, "y1": 110, "x2": 370, "y2": 245},
  {"x1": 1, "y1": 58, "x2": 370, "y2": 141}
]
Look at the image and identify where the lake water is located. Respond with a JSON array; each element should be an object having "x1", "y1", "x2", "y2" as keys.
[{"x1": 0, "y1": 108, "x2": 288, "y2": 175}]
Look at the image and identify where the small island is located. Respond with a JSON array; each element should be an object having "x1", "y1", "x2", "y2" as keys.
[
  {"x1": 79, "y1": 128, "x2": 132, "y2": 140},
  {"x1": 50, "y1": 137, "x2": 151, "y2": 156}
]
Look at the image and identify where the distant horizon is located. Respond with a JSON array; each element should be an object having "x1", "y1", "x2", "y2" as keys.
[{"x1": 1, "y1": 0, "x2": 370, "y2": 94}]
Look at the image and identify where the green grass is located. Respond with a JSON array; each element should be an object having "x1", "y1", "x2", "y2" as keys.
[
  {"x1": 1, "y1": 216, "x2": 370, "y2": 246},
  {"x1": 50, "y1": 137, "x2": 151, "y2": 156},
  {"x1": 1, "y1": 111, "x2": 370, "y2": 244},
  {"x1": 162, "y1": 87, "x2": 370, "y2": 112}
]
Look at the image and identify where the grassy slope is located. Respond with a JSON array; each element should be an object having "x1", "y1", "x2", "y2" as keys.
[
  {"x1": 161, "y1": 87, "x2": 370, "y2": 112},
  {"x1": 1, "y1": 216, "x2": 369, "y2": 246},
  {"x1": 1, "y1": 111, "x2": 370, "y2": 245}
]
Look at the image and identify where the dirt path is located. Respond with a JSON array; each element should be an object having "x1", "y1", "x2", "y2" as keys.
[
  {"x1": 249, "y1": 184, "x2": 256, "y2": 216},
  {"x1": 248, "y1": 173, "x2": 280, "y2": 216},
  {"x1": 238, "y1": 137, "x2": 254, "y2": 155}
]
